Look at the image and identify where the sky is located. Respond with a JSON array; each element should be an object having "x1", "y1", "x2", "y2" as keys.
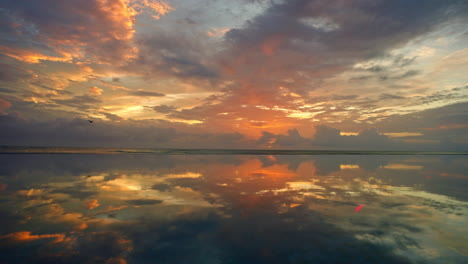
[{"x1": 0, "y1": 0, "x2": 468, "y2": 150}]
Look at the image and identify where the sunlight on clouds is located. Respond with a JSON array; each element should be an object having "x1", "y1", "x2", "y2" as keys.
[
  {"x1": 0, "y1": 46, "x2": 74, "y2": 64},
  {"x1": 0, "y1": 231, "x2": 67, "y2": 244},
  {"x1": 206, "y1": 28, "x2": 230, "y2": 37},
  {"x1": 133, "y1": 0, "x2": 174, "y2": 20},
  {"x1": 88, "y1": 86, "x2": 104, "y2": 95},
  {"x1": 101, "y1": 178, "x2": 142, "y2": 191},
  {"x1": 383, "y1": 164, "x2": 424, "y2": 170},
  {"x1": 340, "y1": 164, "x2": 360, "y2": 170},
  {"x1": 165, "y1": 172, "x2": 203, "y2": 179},
  {"x1": 383, "y1": 132, "x2": 424, "y2": 138}
]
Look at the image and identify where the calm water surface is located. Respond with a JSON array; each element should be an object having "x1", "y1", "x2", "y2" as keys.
[{"x1": 0, "y1": 154, "x2": 467, "y2": 263}]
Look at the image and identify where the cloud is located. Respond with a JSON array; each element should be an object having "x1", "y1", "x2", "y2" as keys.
[
  {"x1": 222, "y1": 0, "x2": 467, "y2": 89},
  {"x1": 86, "y1": 199, "x2": 100, "y2": 210},
  {"x1": 128, "y1": 90, "x2": 165, "y2": 97},
  {"x1": 0, "y1": 231, "x2": 66, "y2": 244},
  {"x1": 0, "y1": 97, "x2": 12, "y2": 113},
  {"x1": 0, "y1": 115, "x2": 254, "y2": 149},
  {"x1": 255, "y1": 120, "x2": 468, "y2": 151},
  {"x1": 0, "y1": 0, "x2": 173, "y2": 65},
  {"x1": 0, "y1": 0, "x2": 138, "y2": 64},
  {"x1": 101, "y1": 112, "x2": 125, "y2": 121},
  {"x1": 153, "y1": 104, "x2": 177, "y2": 113},
  {"x1": 127, "y1": 28, "x2": 219, "y2": 81},
  {"x1": 88, "y1": 86, "x2": 104, "y2": 95},
  {"x1": 54, "y1": 95, "x2": 102, "y2": 110},
  {"x1": 133, "y1": 0, "x2": 173, "y2": 20},
  {"x1": 0, "y1": 62, "x2": 32, "y2": 82},
  {"x1": 75, "y1": 231, "x2": 132, "y2": 263},
  {"x1": 2, "y1": 100, "x2": 467, "y2": 150}
]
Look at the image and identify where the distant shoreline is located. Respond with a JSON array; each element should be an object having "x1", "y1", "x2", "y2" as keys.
[{"x1": 1, "y1": 146, "x2": 467, "y2": 155}]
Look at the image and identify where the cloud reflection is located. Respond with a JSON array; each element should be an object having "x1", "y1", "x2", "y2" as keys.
[{"x1": 0, "y1": 154, "x2": 467, "y2": 263}]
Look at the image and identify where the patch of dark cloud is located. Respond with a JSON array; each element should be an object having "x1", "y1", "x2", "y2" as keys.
[
  {"x1": 257, "y1": 125, "x2": 416, "y2": 150},
  {"x1": 153, "y1": 104, "x2": 177, "y2": 114},
  {"x1": 162, "y1": 56, "x2": 218, "y2": 78},
  {"x1": 100, "y1": 112, "x2": 124, "y2": 121},
  {"x1": 152, "y1": 183, "x2": 172, "y2": 192},
  {"x1": 74, "y1": 231, "x2": 132, "y2": 263},
  {"x1": 0, "y1": 63, "x2": 31, "y2": 82},
  {"x1": 128, "y1": 90, "x2": 165, "y2": 97},
  {"x1": 129, "y1": 28, "x2": 219, "y2": 81},
  {"x1": 54, "y1": 94, "x2": 101, "y2": 110},
  {"x1": 52, "y1": 185, "x2": 99, "y2": 200},
  {"x1": 0, "y1": 87, "x2": 17, "y2": 93},
  {"x1": 0, "y1": 97, "x2": 12, "y2": 113},
  {"x1": 379, "y1": 93, "x2": 406, "y2": 100},
  {"x1": 419, "y1": 88, "x2": 467, "y2": 105},
  {"x1": 127, "y1": 199, "x2": 163, "y2": 206},
  {"x1": 379, "y1": 102, "x2": 468, "y2": 132},
  {"x1": 305, "y1": 94, "x2": 359, "y2": 104},
  {"x1": 379, "y1": 70, "x2": 420, "y2": 81},
  {"x1": 0, "y1": 114, "x2": 253, "y2": 149},
  {"x1": 393, "y1": 55, "x2": 418, "y2": 67}
]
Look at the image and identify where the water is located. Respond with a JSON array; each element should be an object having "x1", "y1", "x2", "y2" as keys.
[{"x1": 0, "y1": 150, "x2": 467, "y2": 263}]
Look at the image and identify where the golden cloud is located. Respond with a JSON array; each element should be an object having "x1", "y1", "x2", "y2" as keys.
[{"x1": 88, "y1": 86, "x2": 104, "y2": 95}]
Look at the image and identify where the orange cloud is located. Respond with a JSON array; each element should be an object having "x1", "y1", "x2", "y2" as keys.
[
  {"x1": 134, "y1": 0, "x2": 174, "y2": 20},
  {"x1": 0, "y1": 231, "x2": 66, "y2": 244},
  {"x1": 88, "y1": 86, "x2": 104, "y2": 95},
  {"x1": 0, "y1": 46, "x2": 73, "y2": 64},
  {"x1": 105, "y1": 257, "x2": 128, "y2": 264},
  {"x1": 95, "y1": 205, "x2": 129, "y2": 216},
  {"x1": 86, "y1": 199, "x2": 101, "y2": 209}
]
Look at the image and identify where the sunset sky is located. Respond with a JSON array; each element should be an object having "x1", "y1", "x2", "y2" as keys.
[{"x1": 1, "y1": 0, "x2": 467, "y2": 150}]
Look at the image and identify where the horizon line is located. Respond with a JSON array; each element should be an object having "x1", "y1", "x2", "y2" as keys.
[{"x1": 1, "y1": 146, "x2": 467, "y2": 155}]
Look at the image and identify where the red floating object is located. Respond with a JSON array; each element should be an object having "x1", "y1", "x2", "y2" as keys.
[{"x1": 355, "y1": 204, "x2": 365, "y2": 212}]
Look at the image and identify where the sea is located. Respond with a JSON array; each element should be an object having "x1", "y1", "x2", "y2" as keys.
[{"x1": 0, "y1": 147, "x2": 467, "y2": 263}]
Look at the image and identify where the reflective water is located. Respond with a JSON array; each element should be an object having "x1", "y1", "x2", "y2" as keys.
[{"x1": 0, "y1": 154, "x2": 467, "y2": 263}]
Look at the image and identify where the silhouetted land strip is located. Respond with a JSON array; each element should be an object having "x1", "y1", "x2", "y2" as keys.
[{"x1": 1, "y1": 146, "x2": 467, "y2": 155}]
